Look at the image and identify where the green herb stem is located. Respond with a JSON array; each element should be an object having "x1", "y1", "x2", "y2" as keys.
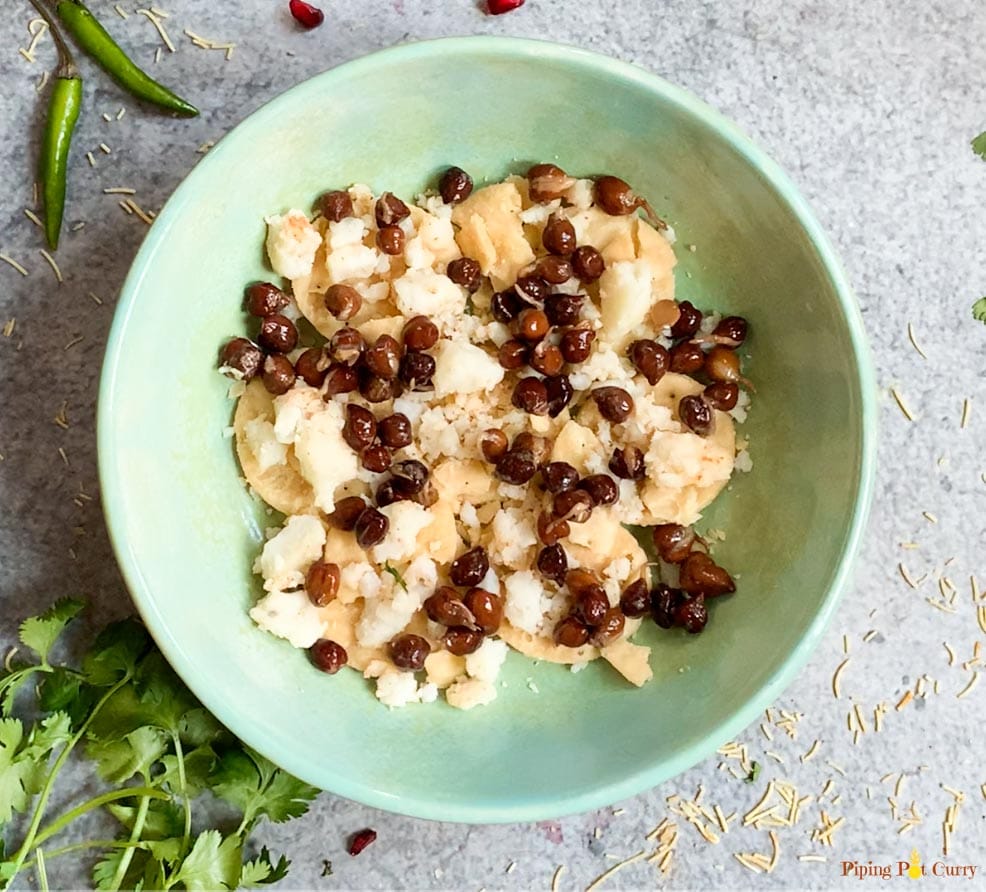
[
  {"x1": 107, "y1": 793, "x2": 151, "y2": 892},
  {"x1": 32, "y1": 787, "x2": 166, "y2": 850},
  {"x1": 4, "y1": 676, "x2": 130, "y2": 886},
  {"x1": 171, "y1": 732, "x2": 192, "y2": 860},
  {"x1": 35, "y1": 848, "x2": 49, "y2": 892}
]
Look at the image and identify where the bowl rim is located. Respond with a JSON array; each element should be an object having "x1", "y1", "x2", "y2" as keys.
[{"x1": 98, "y1": 35, "x2": 878, "y2": 824}]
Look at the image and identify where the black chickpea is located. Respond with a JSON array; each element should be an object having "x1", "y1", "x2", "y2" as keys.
[
  {"x1": 554, "y1": 615, "x2": 590, "y2": 648},
  {"x1": 594, "y1": 175, "x2": 645, "y2": 216},
  {"x1": 388, "y1": 634, "x2": 431, "y2": 671},
  {"x1": 514, "y1": 275, "x2": 549, "y2": 307},
  {"x1": 516, "y1": 308, "x2": 550, "y2": 342},
  {"x1": 343, "y1": 404, "x2": 377, "y2": 451},
  {"x1": 324, "y1": 284, "x2": 362, "y2": 321},
  {"x1": 542, "y1": 461, "x2": 579, "y2": 493},
  {"x1": 674, "y1": 595, "x2": 708, "y2": 634},
  {"x1": 398, "y1": 352, "x2": 435, "y2": 390},
  {"x1": 608, "y1": 445, "x2": 645, "y2": 480},
  {"x1": 361, "y1": 444, "x2": 392, "y2": 473},
  {"x1": 592, "y1": 386, "x2": 634, "y2": 422},
  {"x1": 328, "y1": 327, "x2": 365, "y2": 365},
  {"x1": 439, "y1": 166, "x2": 474, "y2": 204},
  {"x1": 498, "y1": 339, "x2": 529, "y2": 370},
  {"x1": 650, "y1": 584, "x2": 681, "y2": 629},
  {"x1": 443, "y1": 626, "x2": 484, "y2": 656},
  {"x1": 402, "y1": 315, "x2": 440, "y2": 351},
  {"x1": 495, "y1": 450, "x2": 537, "y2": 485},
  {"x1": 704, "y1": 381, "x2": 739, "y2": 411},
  {"x1": 463, "y1": 588, "x2": 503, "y2": 634},
  {"x1": 536, "y1": 255, "x2": 573, "y2": 284},
  {"x1": 591, "y1": 608, "x2": 626, "y2": 646},
  {"x1": 669, "y1": 341, "x2": 705, "y2": 374},
  {"x1": 364, "y1": 334, "x2": 402, "y2": 380},
  {"x1": 354, "y1": 507, "x2": 389, "y2": 548},
  {"x1": 377, "y1": 413, "x2": 412, "y2": 448},
  {"x1": 305, "y1": 560, "x2": 340, "y2": 607},
  {"x1": 652, "y1": 523, "x2": 696, "y2": 563},
  {"x1": 553, "y1": 488, "x2": 593, "y2": 523},
  {"x1": 512, "y1": 377, "x2": 550, "y2": 415},
  {"x1": 536, "y1": 544, "x2": 569, "y2": 584},
  {"x1": 536, "y1": 511, "x2": 571, "y2": 547},
  {"x1": 628, "y1": 339, "x2": 670, "y2": 385},
  {"x1": 566, "y1": 568, "x2": 601, "y2": 597},
  {"x1": 705, "y1": 345, "x2": 741, "y2": 383},
  {"x1": 329, "y1": 496, "x2": 367, "y2": 531},
  {"x1": 424, "y1": 587, "x2": 476, "y2": 627},
  {"x1": 245, "y1": 282, "x2": 290, "y2": 317},
  {"x1": 545, "y1": 374, "x2": 574, "y2": 417},
  {"x1": 560, "y1": 326, "x2": 595, "y2": 363},
  {"x1": 545, "y1": 294, "x2": 583, "y2": 326},
  {"x1": 219, "y1": 337, "x2": 263, "y2": 381},
  {"x1": 391, "y1": 459, "x2": 429, "y2": 495},
  {"x1": 375, "y1": 479, "x2": 402, "y2": 507},
  {"x1": 571, "y1": 245, "x2": 605, "y2": 281},
  {"x1": 375, "y1": 192, "x2": 410, "y2": 227},
  {"x1": 679, "y1": 552, "x2": 736, "y2": 596},
  {"x1": 261, "y1": 354, "x2": 296, "y2": 395},
  {"x1": 512, "y1": 433, "x2": 552, "y2": 467},
  {"x1": 578, "y1": 474, "x2": 619, "y2": 506},
  {"x1": 670, "y1": 300, "x2": 702, "y2": 338},
  {"x1": 295, "y1": 347, "x2": 329, "y2": 387},
  {"x1": 527, "y1": 163, "x2": 575, "y2": 201},
  {"x1": 446, "y1": 257, "x2": 481, "y2": 292},
  {"x1": 542, "y1": 215, "x2": 577, "y2": 256},
  {"x1": 310, "y1": 639, "x2": 348, "y2": 674},
  {"x1": 529, "y1": 341, "x2": 564, "y2": 376},
  {"x1": 450, "y1": 546, "x2": 490, "y2": 587},
  {"x1": 480, "y1": 428, "x2": 509, "y2": 463},
  {"x1": 576, "y1": 586, "x2": 609, "y2": 626},
  {"x1": 316, "y1": 189, "x2": 354, "y2": 222},
  {"x1": 713, "y1": 315, "x2": 748, "y2": 346},
  {"x1": 491, "y1": 290, "x2": 521, "y2": 323},
  {"x1": 322, "y1": 364, "x2": 359, "y2": 396},
  {"x1": 257, "y1": 314, "x2": 298, "y2": 353},
  {"x1": 619, "y1": 579, "x2": 650, "y2": 617},
  {"x1": 377, "y1": 225, "x2": 405, "y2": 256},
  {"x1": 679, "y1": 394, "x2": 714, "y2": 436}
]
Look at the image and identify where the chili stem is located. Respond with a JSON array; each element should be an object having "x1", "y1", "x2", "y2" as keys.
[{"x1": 28, "y1": 0, "x2": 79, "y2": 78}]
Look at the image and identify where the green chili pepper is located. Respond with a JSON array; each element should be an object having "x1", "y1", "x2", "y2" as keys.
[
  {"x1": 55, "y1": 0, "x2": 198, "y2": 117},
  {"x1": 30, "y1": 0, "x2": 82, "y2": 250}
]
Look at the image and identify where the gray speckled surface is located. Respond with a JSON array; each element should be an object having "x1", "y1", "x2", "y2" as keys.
[{"x1": 2, "y1": 1, "x2": 986, "y2": 889}]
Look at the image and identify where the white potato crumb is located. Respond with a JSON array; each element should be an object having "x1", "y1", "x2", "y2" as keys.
[
  {"x1": 465, "y1": 637, "x2": 509, "y2": 682},
  {"x1": 265, "y1": 209, "x2": 320, "y2": 279},
  {"x1": 257, "y1": 515, "x2": 325, "y2": 592},
  {"x1": 446, "y1": 677, "x2": 498, "y2": 710},
  {"x1": 250, "y1": 588, "x2": 323, "y2": 649}
]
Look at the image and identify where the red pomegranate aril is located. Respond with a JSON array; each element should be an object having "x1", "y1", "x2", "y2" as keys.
[
  {"x1": 347, "y1": 828, "x2": 377, "y2": 857},
  {"x1": 289, "y1": 0, "x2": 324, "y2": 29},
  {"x1": 487, "y1": 0, "x2": 525, "y2": 14}
]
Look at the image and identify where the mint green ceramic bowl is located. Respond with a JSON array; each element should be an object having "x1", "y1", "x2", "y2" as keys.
[{"x1": 99, "y1": 37, "x2": 876, "y2": 822}]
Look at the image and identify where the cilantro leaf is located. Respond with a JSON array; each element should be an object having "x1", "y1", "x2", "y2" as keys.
[
  {"x1": 82, "y1": 619, "x2": 150, "y2": 686},
  {"x1": 973, "y1": 131, "x2": 986, "y2": 160},
  {"x1": 241, "y1": 847, "x2": 291, "y2": 887},
  {"x1": 0, "y1": 714, "x2": 69, "y2": 825},
  {"x1": 744, "y1": 761, "x2": 761, "y2": 784},
  {"x1": 134, "y1": 652, "x2": 199, "y2": 735},
  {"x1": 0, "y1": 664, "x2": 36, "y2": 718},
  {"x1": 86, "y1": 726, "x2": 168, "y2": 784},
  {"x1": 18, "y1": 598, "x2": 84, "y2": 663},
  {"x1": 37, "y1": 667, "x2": 82, "y2": 714},
  {"x1": 172, "y1": 831, "x2": 242, "y2": 891},
  {"x1": 158, "y1": 744, "x2": 216, "y2": 798},
  {"x1": 973, "y1": 297, "x2": 986, "y2": 324},
  {"x1": 384, "y1": 562, "x2": 408, "y2": 592},
  {"x1": 107, "y1": 799, "x2": 184, "y2": 841},
  {"x1": 211, "y1": 747, "x2": 319, "y2": 828}
]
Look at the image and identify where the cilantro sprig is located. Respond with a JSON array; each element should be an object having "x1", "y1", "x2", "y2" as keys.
[{"x1": 0, "y1": 600, "x2": 318, "y2": 890}]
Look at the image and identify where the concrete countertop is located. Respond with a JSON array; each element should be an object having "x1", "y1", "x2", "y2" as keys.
[{"x1": 1, "y1": 0, "x2": 985, "y2": 888}]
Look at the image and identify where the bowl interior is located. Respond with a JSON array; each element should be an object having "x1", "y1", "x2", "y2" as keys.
[{"x1": 100, "y1": 37, "x2": 874, "y2": 822}]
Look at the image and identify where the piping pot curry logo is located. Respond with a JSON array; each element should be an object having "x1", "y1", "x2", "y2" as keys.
[{"x1": 841, "y1": 850, "x2": 978, "y2": 880}]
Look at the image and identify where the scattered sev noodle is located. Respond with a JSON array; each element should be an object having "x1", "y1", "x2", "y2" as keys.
[
  {"x1": 644, "y1": 819, "x2": 677, "y2": 875},
  {"x1": 890, "y1": 387, "x2": 916, "y2": 421},
  {"x1": 944, "y1": 642, "x2": 956, "y2": 666},
  {"x1": 798, "y1": 854, "x2": 827, "y2": 863},
  {"x1": 801, "y1": 740, "x2": 821, "y2": 763},
  {"x1": 896, "y1": 690, "x2": 913, "y2": 710},
  {"x1": 3, "y1": 319, "x2": 15, "y2": 338},
  {"x1": 104, "y1": 187, "x2": 137, "y2": 195},
  {"x1": 114, "y1": 4, "x2": 128, "y2": 18},
  {"x1": 1, "y1": 253, "x2": 29, "y2": 276},
  {"x1": 53, "y1": 402, "x2": 69, "y2": 429},
  {"x1": 811, "y1": 810, "x2": 844, "y2": 847},
  {"x1": 99, "y1": 143, "x2": 112, "y2": 154},
  {"x1": 24, "y1": 208, "x2": 43, "y2": 227},
  {"x1": 584, "y1": 851, "x2": 646, "y2": 892},
  {"x1": 137, "y1": 9, "x2": 176, "y2": 52},
  {"x1": 39, "y1": 249, "x2": 62, "y2": 283},
  {"x1": 124, "y1": 199, "x2": 155, "y2": 225},
  {"x1": 956, "y1": 672, "x2": 979, "y2": 700},
  {"x1": 550, "y1": 864, "x2": 564, "y2": 892},
  {"x1": 184, "y1": 28, "x2": 236, "y2": 60},
  {"x1": 907, "y1": 322, "x2": 928, "y2": 359},
  {"x1": 832, "y1": 658, "x2": 850, "y2": 698},
  {"x1": 18, "y1": 18, "x2": 49, "y2": 64},
  {"x1": 961, "y1": 398, "x2": 972, "y2": 429},
  {"x1": 923, "y1": 511, "x2": 938, "y2": 523},
  {"x1": 898, "y1": 563, "x2": 920, "y2": 589},
  {"x1": 826, "y1": 760, "x2": 847, "y2": 777},
  {"x1": 86, "y1": 151, "x2": 96, "y2": 167},
  {"x1": 863, "y1": 629, "x2": 879, "y2": 643}
]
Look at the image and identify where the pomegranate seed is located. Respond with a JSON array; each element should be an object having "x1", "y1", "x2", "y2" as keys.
[
  {"x1": 348, "y1": 828, "x2": 377, "y2": 856},
  {"x1": 487, "y1": 0, "x2": 525, "y2": 14},
  {"x1": 289, "y1": 0, "x2": 324, "y2": 28}
]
